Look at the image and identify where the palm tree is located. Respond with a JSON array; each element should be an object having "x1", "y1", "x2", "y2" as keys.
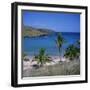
[
  {"x1": 55, "y1": 33, "x2": 65, "y2": 61},
  {"x1": 34, "y1": 48, "x2": 50, "y2": 66},
  {"x1": 64, "y1": 44, "x2": 80, "y2": 60}
]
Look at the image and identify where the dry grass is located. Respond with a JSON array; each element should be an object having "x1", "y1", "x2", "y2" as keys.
[{"x1": 23, "y1": 60, "x2": 80, "y2": 77}]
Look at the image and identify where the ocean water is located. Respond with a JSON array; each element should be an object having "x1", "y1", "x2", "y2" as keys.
[{"x1": 22, "y1": 32, "x2": 80, "y2": 56}]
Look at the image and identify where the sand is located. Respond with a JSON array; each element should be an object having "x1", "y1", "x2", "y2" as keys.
[{"x1": 23, "y1": 56, "x2": 70, "y2": 70}]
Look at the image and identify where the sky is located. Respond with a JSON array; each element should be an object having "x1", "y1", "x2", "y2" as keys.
[{"x1": 22, "y1": 11, "x2": 80, "y2": 33}]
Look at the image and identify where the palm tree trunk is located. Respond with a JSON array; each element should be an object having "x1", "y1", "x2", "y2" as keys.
[{"x1": 59, "y1": 48, "x2": 61, "y2": 62}]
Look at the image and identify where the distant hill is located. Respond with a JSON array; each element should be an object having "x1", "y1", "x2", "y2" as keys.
[{"x1": 22, "y1": 26, "x2": 55, "y2": 37}]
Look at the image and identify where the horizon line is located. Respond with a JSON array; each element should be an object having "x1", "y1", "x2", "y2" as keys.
[{"x1": 23, "y1": 25, "x2": 80, "y2": 33}]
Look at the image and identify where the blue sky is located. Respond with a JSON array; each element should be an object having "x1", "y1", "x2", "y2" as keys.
[{"x1": 22, "y1": 11, "x2": 80, "y2": 33}]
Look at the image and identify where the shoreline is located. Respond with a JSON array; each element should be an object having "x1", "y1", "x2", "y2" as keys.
[{"x1": 23, "y1": 55, "x2": 73, "y2": 71}]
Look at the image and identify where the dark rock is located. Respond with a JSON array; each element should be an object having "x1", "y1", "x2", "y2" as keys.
[{"x1": 32, "y1": 64, "x2": 39, "y2": 69}]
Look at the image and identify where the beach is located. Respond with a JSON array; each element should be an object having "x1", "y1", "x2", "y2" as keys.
[{"x1": 22, "y1": 56, "x2": 80, "y2": 77}]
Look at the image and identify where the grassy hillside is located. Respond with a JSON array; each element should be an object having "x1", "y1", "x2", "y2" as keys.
[{"x1": 22, "y1": 26, "x2": 54, "y2": 37}]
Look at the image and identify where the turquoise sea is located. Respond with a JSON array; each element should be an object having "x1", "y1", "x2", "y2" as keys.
[{"x1": 22, "y1": 32, "x2": 80, "y2": 56}]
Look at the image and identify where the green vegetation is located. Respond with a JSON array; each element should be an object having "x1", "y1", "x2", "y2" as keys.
[
  {"x1": 55, "y1": 33, "x2": 65, "y2": 61},
  {"x1": 64, "y1": 44, "x2": 80, "y2": 60},
  {"x1": 34, "y1": 48, "x2": 51, "y2": 66}
]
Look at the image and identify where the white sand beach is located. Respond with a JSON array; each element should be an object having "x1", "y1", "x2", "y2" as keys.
[{"x1": 23, "y1": 56, "x2": 69, "y2": 71}]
